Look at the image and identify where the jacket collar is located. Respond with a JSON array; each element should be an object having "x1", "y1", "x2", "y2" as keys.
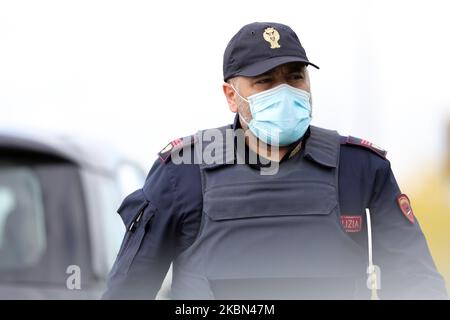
[{"x1": 200, "y1": 115, "x2": 339, "y2": 169}]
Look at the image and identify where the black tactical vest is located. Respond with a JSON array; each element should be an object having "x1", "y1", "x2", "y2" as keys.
[{"x1": 171, "y1": 125, "x2": 368, "y2": 299}]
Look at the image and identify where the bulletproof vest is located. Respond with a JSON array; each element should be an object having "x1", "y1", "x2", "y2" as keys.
[{"x1": 171, "y1": 125, "x2": 368, "y2": 299}]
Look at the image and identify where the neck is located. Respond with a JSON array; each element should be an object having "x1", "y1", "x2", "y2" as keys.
[{"x1": 245, "y1": 131, "x2": 291, "y2": 162}]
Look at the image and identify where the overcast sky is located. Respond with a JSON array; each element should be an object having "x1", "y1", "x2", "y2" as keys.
[{"x1": 1, "y1": 0, "x2": 449, "y2": 188}]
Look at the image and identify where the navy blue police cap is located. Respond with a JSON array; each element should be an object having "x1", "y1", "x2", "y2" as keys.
[{"x1": 223, "y1": 22, "x2": 319, "y2": 82}]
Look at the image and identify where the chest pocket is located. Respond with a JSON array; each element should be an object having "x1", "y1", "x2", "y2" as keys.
[
  {"x1": 203, "y1": 180, "x2": 338, "y2": 221},
  {"x1": 114, "y1": 189, "x2": 156, "y2": 274}
]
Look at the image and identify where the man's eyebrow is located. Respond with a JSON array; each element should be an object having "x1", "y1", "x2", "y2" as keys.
[
  {"x1": 253, "y1": 71, "x2": 272, "y2": 78},
  {"x1": 286, "y1": 65, "x2": 306, "y2": 73}
]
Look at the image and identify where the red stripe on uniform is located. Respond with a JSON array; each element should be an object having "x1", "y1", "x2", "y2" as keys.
[{"x1": 171, "y1": 138, "x2": 182, "y2": 147}]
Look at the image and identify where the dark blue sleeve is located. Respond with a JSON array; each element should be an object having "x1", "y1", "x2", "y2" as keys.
[
  {"x1": 368, "y1": 156, "x2": 448, "y2": 299},
  {"x1": 102, "y1": 157, "x2": 202, "y2": 299}
]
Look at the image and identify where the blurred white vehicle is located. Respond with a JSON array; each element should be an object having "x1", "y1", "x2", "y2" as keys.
[{"x1": 0, "y1": 128, "x2": 146, "y2": 299}]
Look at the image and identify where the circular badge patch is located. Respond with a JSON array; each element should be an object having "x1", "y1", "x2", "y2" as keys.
[{"x1": 397, "y1": 193, "x2": 415, "y2": 224}]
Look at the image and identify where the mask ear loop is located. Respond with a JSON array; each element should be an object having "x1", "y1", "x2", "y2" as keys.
[
  {"x1": 230, "y1": 83, "x2": 253, "y2": 126},
  {"x1": 230, "y1": 83, "x2": 250, "y2": 103}
]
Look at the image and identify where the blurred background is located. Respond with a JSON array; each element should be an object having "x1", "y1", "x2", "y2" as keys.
[{"x1": 0, "y1": 0, "x2": 449, "y2": 298}]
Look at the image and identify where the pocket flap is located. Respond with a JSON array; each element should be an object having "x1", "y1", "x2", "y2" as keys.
[{"x1": 204, "y1": 180, "x2": 337, "y2": 221}]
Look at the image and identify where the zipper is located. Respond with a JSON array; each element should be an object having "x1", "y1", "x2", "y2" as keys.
[{"x1": 128, "y1": 202, "x2": 149, "y2": 233}]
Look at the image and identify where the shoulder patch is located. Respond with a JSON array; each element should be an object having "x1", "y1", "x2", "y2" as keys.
[
  {"x1": 397, "y1": 193, "x2": 415, "y2": 224},
  {"x1": 341, "y1": 136, "x2": 387, "y2": 159},
  {"x1": 158, "y1": 134, "x2": 197, "y2": 163}
]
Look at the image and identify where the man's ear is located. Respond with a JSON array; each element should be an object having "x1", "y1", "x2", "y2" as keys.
[{"x1": 223, "y1": 82, "x2": 239, "y2": 113}]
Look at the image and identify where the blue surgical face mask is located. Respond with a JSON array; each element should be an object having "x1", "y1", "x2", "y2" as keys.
[{"x1": 232, "y1": 83, "x2": 312, "y2": 146}]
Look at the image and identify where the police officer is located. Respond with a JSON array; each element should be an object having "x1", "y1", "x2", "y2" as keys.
[{"x1": 103, "y1": 22, "x2": 447, "y2": 299}]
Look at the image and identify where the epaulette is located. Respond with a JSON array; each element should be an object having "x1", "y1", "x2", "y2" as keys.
[
  {"x1": 340, "y1": 135, "x2": 387, "y2": 159},
  {"x1": 158, "y1": 134, "x2": 197, "y2": 163}
]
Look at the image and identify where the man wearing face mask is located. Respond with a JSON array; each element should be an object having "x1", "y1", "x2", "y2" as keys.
[{"x1": 103, "y1": 22, "x2": 447, "y2": 300}]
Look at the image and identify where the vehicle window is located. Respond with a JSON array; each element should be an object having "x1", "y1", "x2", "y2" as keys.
[
  {"x1": 116, "y1": 162, "x2": 146, "y2": 198},
  {"x1": 0, "y1": 165, "x2": 46, "y2": 269},
  {"x1": 96, "y1": 175, "x2": 125, "y2": 269},
  {"x1": 102, "y1": 162, "x2": 146, "y2": 267}
]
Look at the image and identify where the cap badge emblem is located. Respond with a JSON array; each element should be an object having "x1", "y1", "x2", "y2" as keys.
[{"x1": 263, "y1": 27, "x2": 281, "y2": 49}]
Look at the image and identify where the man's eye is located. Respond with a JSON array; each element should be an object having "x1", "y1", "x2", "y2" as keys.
[
  {"x1": 290, "y1": 73, "x2": 304, "y2": 80},
  {"x1": 255, "y1": 78, "x2": 271, "y2": 84}
]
